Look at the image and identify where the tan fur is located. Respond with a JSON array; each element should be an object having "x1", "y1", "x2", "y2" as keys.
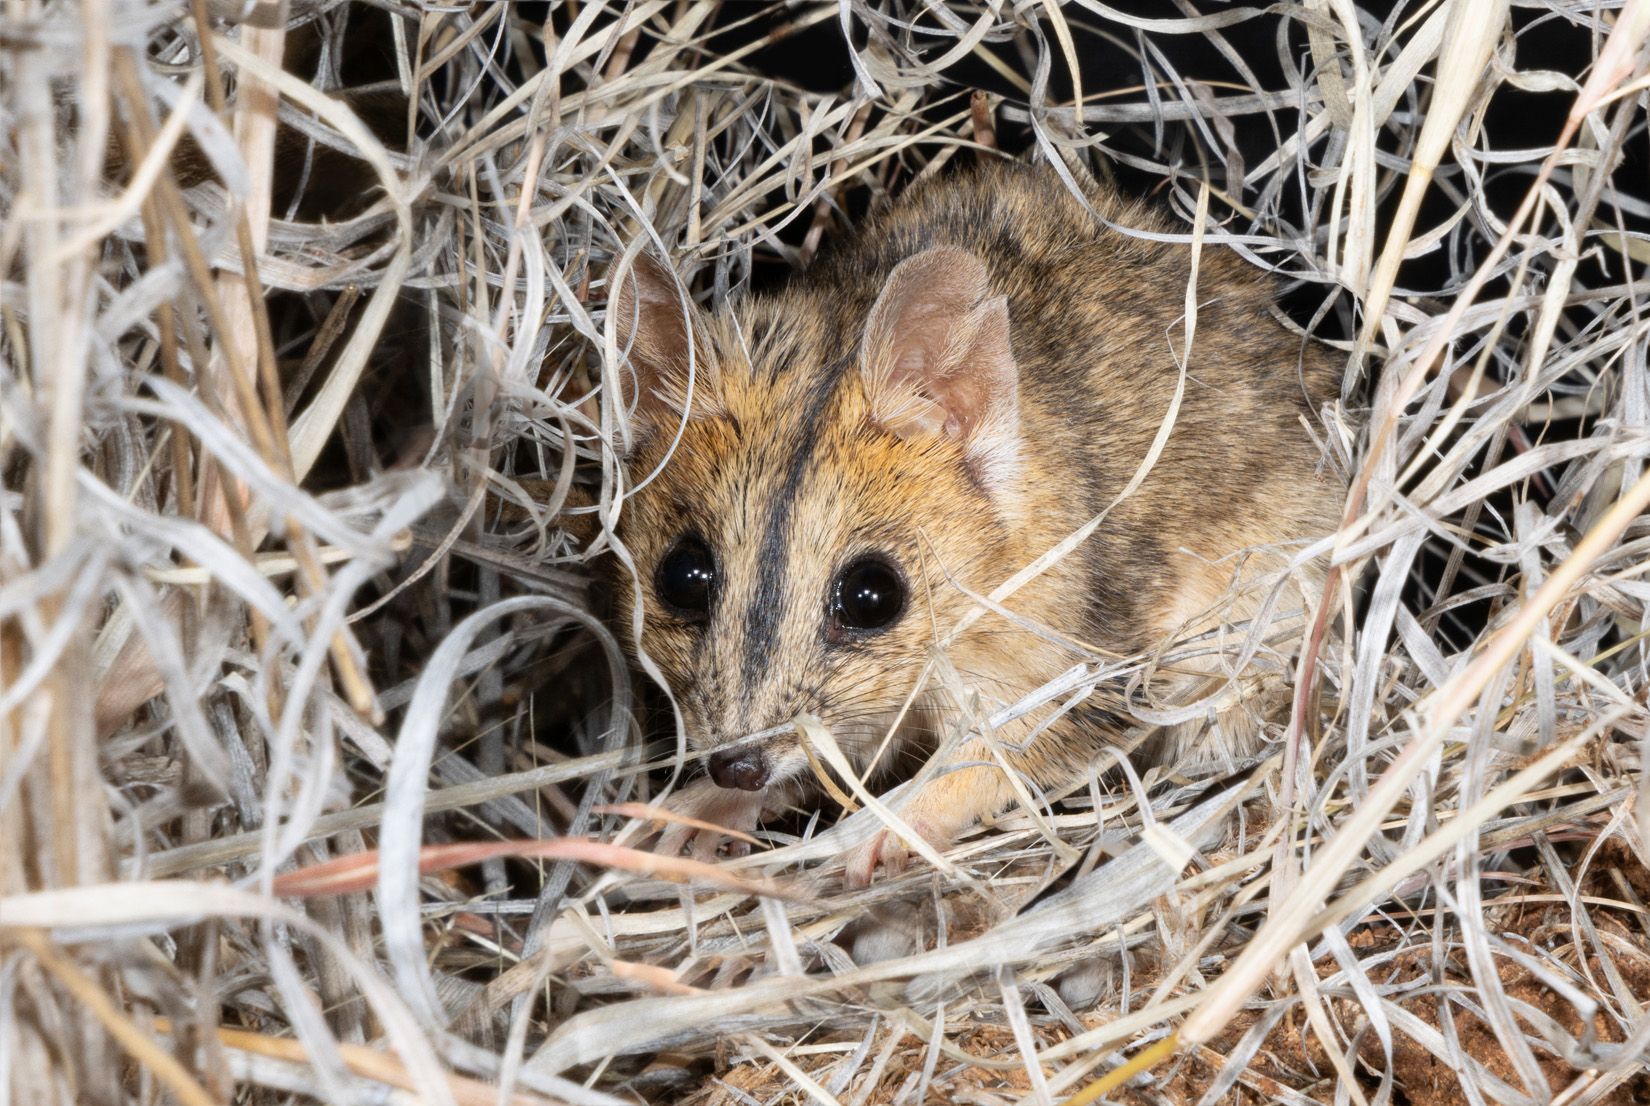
[{"x1": 607, "y1": 160, "x2": 1344, "y2": 882}]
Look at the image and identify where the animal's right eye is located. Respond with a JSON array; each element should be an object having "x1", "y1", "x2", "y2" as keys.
[{"x1": 656, "y1": 536, "x2": 716, "y2": 620}]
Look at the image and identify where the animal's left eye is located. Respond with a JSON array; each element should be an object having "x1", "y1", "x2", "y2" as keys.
[{"x1": 830, "y1": 556, "x2": 906, "y2": 635}]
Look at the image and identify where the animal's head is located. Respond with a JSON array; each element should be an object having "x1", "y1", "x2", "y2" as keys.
[{"x1": 607, "y1": 248, "x2": 1031, "y2": 793}]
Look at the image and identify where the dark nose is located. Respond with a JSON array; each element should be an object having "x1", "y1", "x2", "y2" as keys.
[{"x1": 708, "y1": 747, "x2": 769, "y2": 791}]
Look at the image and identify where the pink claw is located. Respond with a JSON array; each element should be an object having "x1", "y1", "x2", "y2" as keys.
[{"x1": 844, "y1": 825, "x2": 923, "y2": 888}]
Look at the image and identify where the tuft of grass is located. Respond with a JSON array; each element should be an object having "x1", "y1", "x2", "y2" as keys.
[{"x1": 3, "y1": 3, "x2": 1648, "y2": 1104}]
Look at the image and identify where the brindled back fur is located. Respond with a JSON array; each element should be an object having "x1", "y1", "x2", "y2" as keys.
[{"x1": 610, "y1": 158, "x2": 1343, "y2": 879}]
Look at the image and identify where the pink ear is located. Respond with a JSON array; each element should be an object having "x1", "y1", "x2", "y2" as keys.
[
  {"x1": 609, "y1": 253, "x2": 714, "y2": 443},
  {"x1": 861, "y1": 247, "x2": 1021, "y2": 492}
]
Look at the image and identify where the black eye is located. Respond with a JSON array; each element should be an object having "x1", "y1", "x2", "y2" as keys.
[
  {"x1": 656, "y1": 536, "x2": 716, "y2": 620},
  {"x1": 831, "y1": 556, "x2": 906, "y2": 635}
]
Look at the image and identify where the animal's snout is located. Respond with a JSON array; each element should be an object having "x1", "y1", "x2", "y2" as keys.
[{"x1": 708, "y1": 746, "x2": 769, "y2": 791}]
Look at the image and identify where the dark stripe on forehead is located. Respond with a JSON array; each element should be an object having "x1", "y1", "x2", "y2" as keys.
[{"x1": 740, "y1": 359, "x2": 852, "y2": 692}]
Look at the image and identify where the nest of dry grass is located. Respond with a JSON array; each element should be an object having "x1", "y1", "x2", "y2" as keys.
[{"x1": 4, "y1": 1, "x2": 1650, "y2": 1103}]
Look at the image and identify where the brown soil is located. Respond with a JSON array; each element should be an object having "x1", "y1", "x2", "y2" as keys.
[{"x1": 683, "y1": 835, "x2": 1650, "y2": 1105}]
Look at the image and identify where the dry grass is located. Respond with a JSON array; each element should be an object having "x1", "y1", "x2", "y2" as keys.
[{"x1": 3, "y1": 1, "x2": 1650, "y2": 1104}]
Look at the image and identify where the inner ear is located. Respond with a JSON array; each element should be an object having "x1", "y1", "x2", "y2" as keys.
[
  {"x1": 860, "y1": 246, "x2": 1021, "y2": 489},
  {"x1": 608, "y1": 252, "x2": 713, "y2": 446}
]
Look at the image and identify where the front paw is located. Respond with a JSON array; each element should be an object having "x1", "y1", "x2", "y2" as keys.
[
  {"x1": 653, "y1": 777, "x2": 768, "y2": 862},
  {"x1": 843, "y1": 814, "x2": 954, "y2": 889}
]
